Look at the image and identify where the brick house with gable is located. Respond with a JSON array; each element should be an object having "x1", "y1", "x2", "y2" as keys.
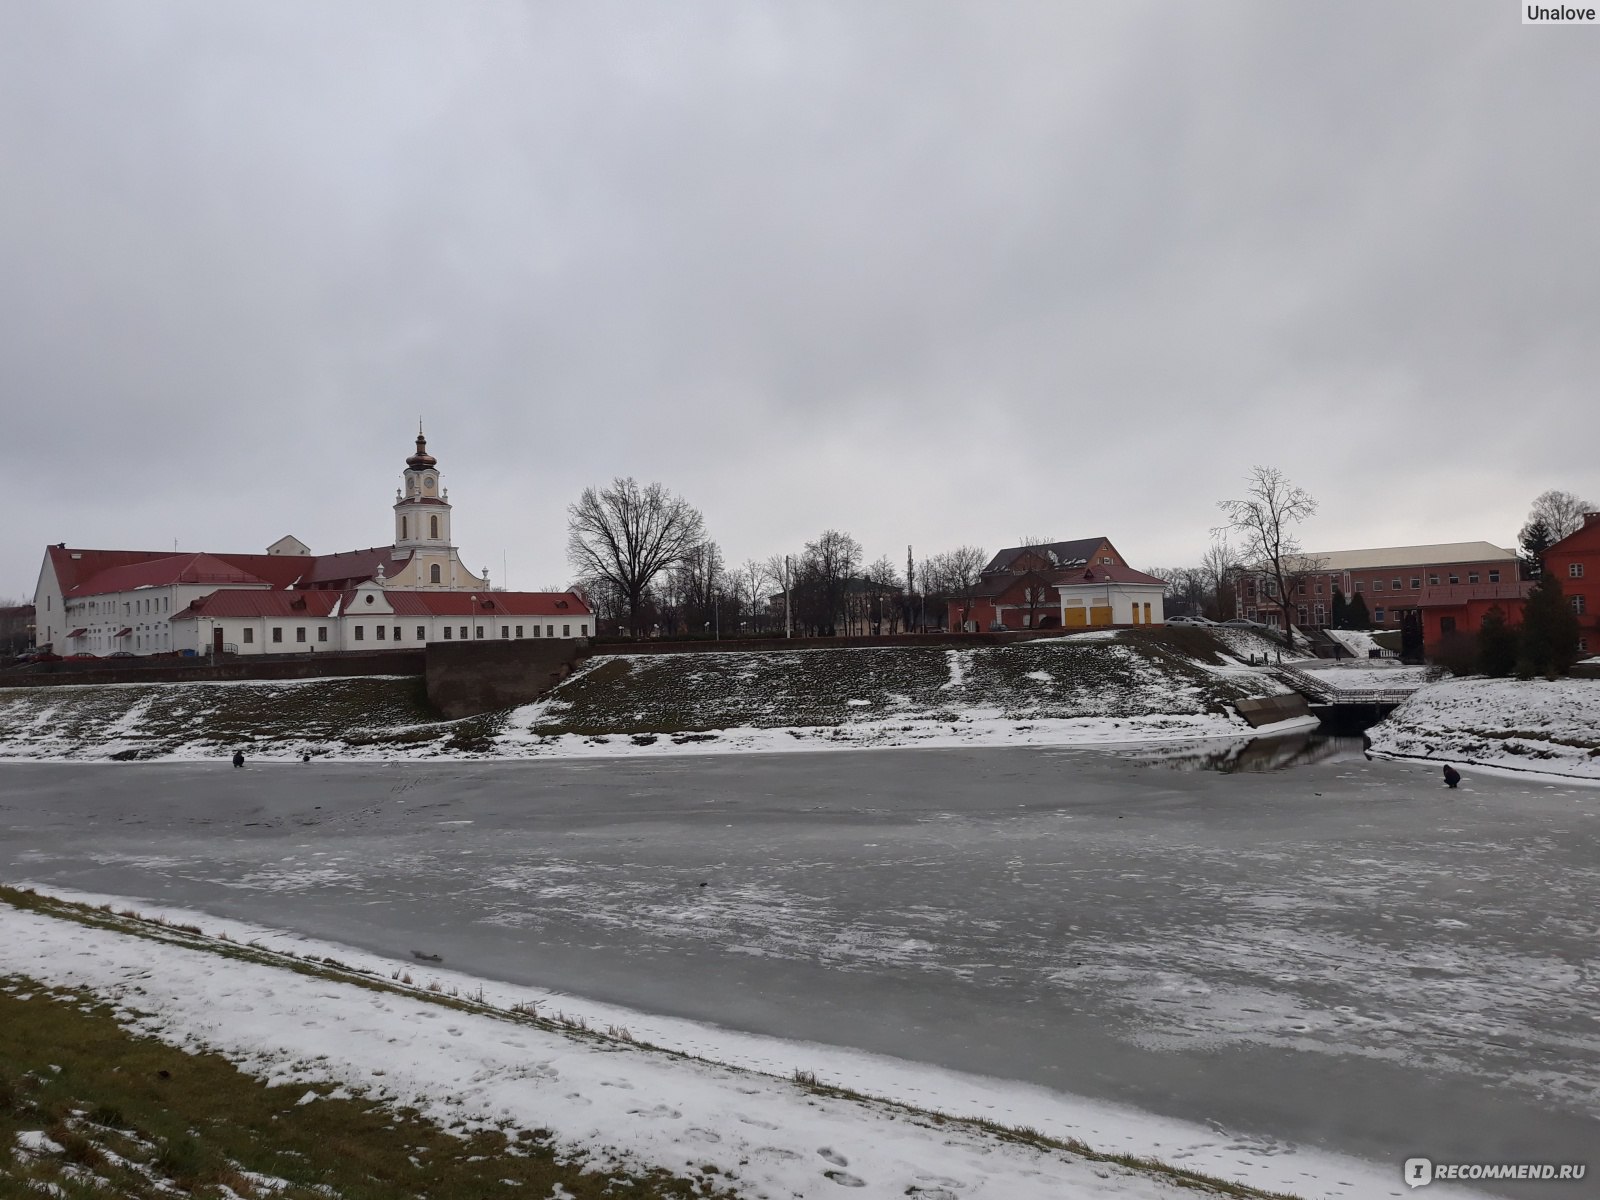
[
  {"x1": 950, "y1": 538, "x2": 1166, "y2": 631},
  {"x1": 1543, "y1": 511, "x2": 1600, "y2": 656}
]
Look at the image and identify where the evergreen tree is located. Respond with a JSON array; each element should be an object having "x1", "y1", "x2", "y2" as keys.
[
  {"x1": 1517, "y1": 574, "x2": 1581, "y2": 678},
  {"x1": 1330, "y1": 588, "x2": 1348, "y2": 630},
  {"x1": 1345, "y1": 591, "x2": 1371, "y2": 630},
  {"x1": 1519, "y1": 518, "x2": 1553, "y2": 580},
  {"x1": 1476, "y1": 604, "x2": 1519, "y2": 678}
]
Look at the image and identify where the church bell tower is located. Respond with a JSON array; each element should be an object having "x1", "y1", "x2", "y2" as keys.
[{"x1": 392, "y1": 425, "x2": 456, "y2": 587}]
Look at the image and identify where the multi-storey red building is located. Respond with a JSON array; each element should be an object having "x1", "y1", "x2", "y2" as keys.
[
  {"x1": 1241, "y1": 541, "x2": 1528, "y2": 646},
  {"x1": 1543, "y1": 512, "x2": 1600, "y2": 656}
]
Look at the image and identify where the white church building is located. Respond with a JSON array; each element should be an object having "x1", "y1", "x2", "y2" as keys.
[{"x1": 32, "y1": 429, "x2": 591, "y2": 657}]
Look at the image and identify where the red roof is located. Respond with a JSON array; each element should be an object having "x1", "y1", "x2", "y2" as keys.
[
  {"x1": 299, "y1": 547, "x2": 406, "y2": 587},
  {"x1": 65, "y1": 553, "x2": 274, "y2": 597},
  {"x1": 46, "y1": 547, "x2": 175, "y2": 594},
  {"x1": 171, "y1": 590, "x2": 591, "y2": 621},
  {"x1": 172, "y1": 591, "x2": 341, "y2": 621},
  {"x1": 45, "y1": 544, "x2": 400, "y2": 596},
  {"x1": 366, "y1": 591, "x2": 592, "y2": 618},
  {"x1": 1059, "y1": 566, "x2": 1168, "y2": 588}
]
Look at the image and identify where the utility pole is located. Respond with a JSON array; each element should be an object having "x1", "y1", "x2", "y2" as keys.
[{"x1": 784, "y1": 555, "x2": 792, "y2": 639}]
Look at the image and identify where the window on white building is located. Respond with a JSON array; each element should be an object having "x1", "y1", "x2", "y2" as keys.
[
  {"x1": 501, "y1": 626, "x2": 509, "y2": 638},
  {"x1": 376, "y1": 626, "x2": 386, "y2": 640},
  {"x1": 296, "y1": 627, "x2": 306, "y2": 642},
  {"x1": 460, "y1": 626, "x2": 468, "y2": 639},
  {"x1": 563, "y1": 624, "x2": 570, "y2": 637},
  {"x1": 430, "y1": 515, "x2": 440, "y2": 539},
  {"x1": 443, "y1": 627, "x2": 452, "y2": 639},
  {"x1": 318, "y1": 627, "x2": 328, "y2": 642},
  {"x1": 243, "y1": 628, "x2": 253, "y2": 643},
  {"x1": 515, "y1": 625, "x2": 523, "y2": 637},
  {"x1": 272, "y1": 627, "x2": 282, "y2": 643},
  {"x1": 475, "y1": 626, "x2": 484, "y2": 639},
  {"x1": 532, "y1": 625, "x2": 540, "y2": 637},
  {"x1": 430, "y1": 564, "x2": 441, "y2": 584},
  {"x1": 416, "y1": 626, "x2": 425, "y2": 641},
  {"x1": 581, "y1": 623, "x2": 588, "y2": 635},
  {"x1": 547, "y1": 625, "x2": 554, "y2": 638},
  {"x1": 354, "y1": 626, "x2": 364, "y2": 641}
]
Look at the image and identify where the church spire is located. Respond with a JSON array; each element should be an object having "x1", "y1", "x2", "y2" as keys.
[{"x1": 406, "y1": 424, "x2": 436, "y2": 470}]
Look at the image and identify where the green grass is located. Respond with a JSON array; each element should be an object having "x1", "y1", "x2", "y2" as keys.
[{"x1": 1, "y1": 885, "x2": 1301, "y2": 1200}]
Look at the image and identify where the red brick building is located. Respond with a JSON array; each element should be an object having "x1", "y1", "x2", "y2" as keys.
[
  {"x1": 1543, "y1": 511, "x2": 1600, "y2": 656},
  {"x1": 950, "y1": 538, "x2": 1166, "y2": 631},
  {"x1": 1242, "y1": 542, "x2": 1527, "y2": 648}
]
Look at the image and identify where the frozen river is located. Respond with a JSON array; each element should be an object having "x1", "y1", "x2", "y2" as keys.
[{"x1": 3, "y1": 736, "x2": 1597, "y2": 1194}]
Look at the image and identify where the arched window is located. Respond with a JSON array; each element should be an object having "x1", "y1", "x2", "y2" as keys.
[
  {"x1": 401, "y1": 516, "x2": 408, "y2": 540},
  {"x1": 430, "y1": 564, "x2": 441, "y2": 584},
  {"x1": 430, "y1": 515, "x2": 439, "y2": 539}
]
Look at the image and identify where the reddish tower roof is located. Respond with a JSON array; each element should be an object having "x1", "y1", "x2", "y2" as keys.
[{"x1": 406, "y1": 425, "x2": 437, "y2": 470}]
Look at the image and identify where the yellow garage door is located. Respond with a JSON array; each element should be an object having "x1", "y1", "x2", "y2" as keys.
[
  {"x1": 1089, "y1": 605, "x2": 1113, "y2": 626},
  {"x1": 1063, "y1": 607, "x2": 1088, "y2": 627}
]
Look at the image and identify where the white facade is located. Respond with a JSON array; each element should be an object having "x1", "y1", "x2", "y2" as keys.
[
  {"x1": 1056, "y1": 583, "x2": 1166, "y2": 627},
  {"x1": 33, "y1": 429, "x2": 502, "y2": 655},
  {"x1": 175, "y1": 583, "x2": 592, "y2": 656}
]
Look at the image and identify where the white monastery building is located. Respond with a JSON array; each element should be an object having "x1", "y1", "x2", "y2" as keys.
[{"x1": 33, "y1": 429, "x2": 591, "y2": 657}]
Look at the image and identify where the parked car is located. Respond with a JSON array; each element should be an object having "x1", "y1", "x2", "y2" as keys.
[
  {"x1": 1167, "y1": 615, "x2": 1215, "y2": 627},
  {"x1": 64, "y1": 653, "x2": 99, "y2": 661},
  {"x1": 1221, "y1": 618, "x2": 1265, "y2": 628},
  {"x1": 107, "y1": 650, "x2": 136, "y2": 658}
]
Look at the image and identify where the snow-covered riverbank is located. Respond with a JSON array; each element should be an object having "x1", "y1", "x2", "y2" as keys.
[
  {"x1": 1368, "y1": 677, "x2": 1600, "y2": 781},
  {"x1": 0, "y1": 632, "x2": 1303, "y2": 761},
  {"x1": 0, "y1": 886, "x2": 1446, "y2": 1200}
]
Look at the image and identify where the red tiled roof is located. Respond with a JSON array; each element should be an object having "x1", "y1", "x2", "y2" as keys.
[
  {"x1": 172, "y1": 591, "x2": 341, "y2": 621},
  {"x1": 67, "y1": 553, "x2": 274, "y2": 597},
  {"x1": 1059, "y1": 566, "x2": 1167, "y2": 588},
  {"x1": 367, "y1": 591, "x2": 593, "y2": 618},
  {"x1": 172, "y1": 590, "x2": 591, "y2": 621},
  {"x1": 300, "y1": 547, "x2": 405, "y2": 586},
  {"x1": 45, "y1": 545, "x2": 402, "y2": 595},
  {"x1": 45, "y1": 547, "x2": 175, "y2": 594}
]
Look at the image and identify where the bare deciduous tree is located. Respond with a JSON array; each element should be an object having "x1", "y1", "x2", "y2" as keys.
[
  {"x1": 1200, "y1": 535, "x2": 1242, "y2": 620},
  {"x1": 941, "y1": 545, "x2": 988, "y2": 631},
  {"x1": 1525, "y1": 489, "x2": 1595, "y2": 543},
  {"x1": 567, "y1": 478, "x2": 706, "y2": 639},
  {"x1": 1217, "y1": 467, "x2": 1318, "y2": 636}
]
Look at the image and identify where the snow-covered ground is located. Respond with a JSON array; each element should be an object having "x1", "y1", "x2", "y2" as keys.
[
  {"x1": 1291, "y1": 663, "x2": 1436, "y2": 692},
  {"x1": 1323, "y1": 630, "x2": 1397, "y2": 660},
  {"x1": 1368, "y1": 677, "x2": 1600, "y2": 780},
  {"x1": 0, "y1": 635, "x2": 1303, "y2": 761},
  {"x1": 0, "y1": 888, "x2": 1460, "y2": 1200}
]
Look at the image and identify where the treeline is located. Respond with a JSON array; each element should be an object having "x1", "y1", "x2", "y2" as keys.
[{"x1": 565, "y1": 478, "x2": 988, "y2": 639}]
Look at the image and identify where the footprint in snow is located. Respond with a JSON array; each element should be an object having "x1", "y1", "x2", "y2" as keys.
[
  {"x1": 738, "y1": 1116, "x2": 779, "y2": 1130},
  {"x1": 908, "y1": 1189, "x2": 959, "y2": 1200},
  {"x1": 824, "y1": 1170, "x2": 866, "y2": 1187},
  {"x1": 818, "y1": 1148, "x2": 848, "y2": 1167},
  {"x1": 626, "y1": 1105, "x2": 680, "y2": 1120},
  {"x1": 562, "y1": 1092, "x2": 592, "y2": 1107}
]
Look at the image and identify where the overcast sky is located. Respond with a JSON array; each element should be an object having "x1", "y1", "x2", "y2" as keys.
[{"x1": 4, "y1": 1, "x2": 1596, "y2": 600}]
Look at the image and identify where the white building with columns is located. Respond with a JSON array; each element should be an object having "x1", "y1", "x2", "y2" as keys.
[{"x1": 32, "y1": 429, "x2": 589, "y2": 657}]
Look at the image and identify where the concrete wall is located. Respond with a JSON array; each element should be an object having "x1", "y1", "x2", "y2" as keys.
[
  {"x1": 1234, "y1": 693, "x2": 1311, "y2": 728},
  {"x1": 425, "y1": 637, "x2": 588, "y2": 719}
]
